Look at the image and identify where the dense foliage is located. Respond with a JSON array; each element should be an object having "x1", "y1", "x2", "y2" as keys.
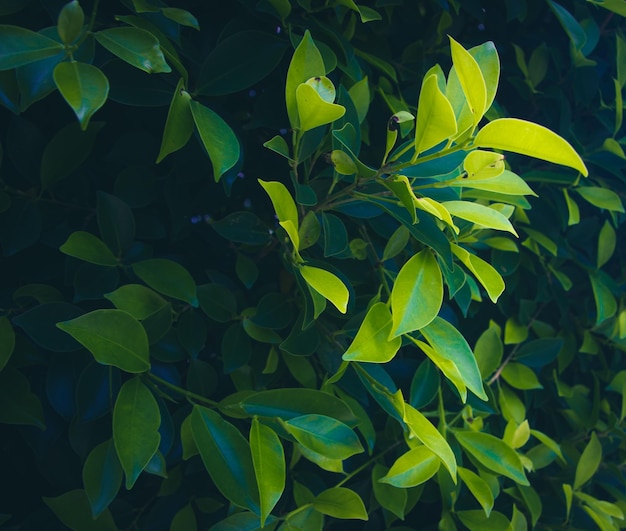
[{"x1": 1, "y1": 1, "x2": 625, "y2": 529}]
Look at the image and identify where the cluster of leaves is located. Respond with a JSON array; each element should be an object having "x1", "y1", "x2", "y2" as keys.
[{"x1": 0, "y1": 0, "x2": 625, "y2": 530}]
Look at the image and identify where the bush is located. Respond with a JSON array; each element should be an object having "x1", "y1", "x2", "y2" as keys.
[{"x1": 0, "y1": 1, "x2": 625, "y2": 530}]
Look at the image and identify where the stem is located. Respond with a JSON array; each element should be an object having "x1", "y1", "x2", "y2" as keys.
[
  {"x1": 387, "y1": 142, "x2": 469, "y2": 174},
  {"x1": 148, "y1": 372, "x2": 220, "y2": 407},
  {"x1": 334, "y1": 440, "x2": 403, "y2": 488},
  {"x1": 88, "y1": 0, "x2": 101, "y2": 32}
]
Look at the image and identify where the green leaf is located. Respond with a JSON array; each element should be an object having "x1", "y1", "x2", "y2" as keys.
[
  {"x1": 132, "y1": 258, "x2": 198, "y2": 307},
  {"x1": 113, "y1": 377, "x2": 161, "y2": 489},
  {"x1": 191, "y1": 406, "x2": 260, "y2": 514},
  {"x1": 238, "y1": 388, "x2": 357, "y2": 425},
  {"x1": 41, "y1": 121, "x2": 105, "y2": 188},
  {"x1": 197, "y1": 30, "x2": 287, "y2": 96},
  {"x1": 43, "y1": 490, "x2": 117, "y2": 531},
  {"x1": 458, "y1": 466, "x2": 494, "y2": 517},
  {"x1": 285, "y1": 30, "x2": 325, "y2": 129},
  {"x1": 449, "y1": 36, "x2": 487, "y2": 125},
  {"x1": 414, "y1": 74, "x2": 457, "y2": 156},
  {"x1": 0, "y1": 25, "x2": 64, "y2": 70},
  {"x1": 403, "y1": 402, "x2": 457, "y2": 479},
  {"x1": 343, "y1": 302, "x2": 401, "y2": 363},
  {"x1": 456, "y1": 509, "x2": 511, "y2": 531},
  {"x1": 0, "y1": 368, "x2": 45, "y2": 429},
  {"x1": 574, "y1": 431, "x2": 602, "y2": 490},
  {"x1": 263, "y1": 135, "x2": 292, "y2": 161},
  {"x1": 451, "y1": 244, "x2": 505, "y2": 303},
  {"x1": 95, "y1": 27, "x2": 170, "y2": 73},
  {"x1": 258, "y1": 179, "x2": 299, "y2": 233},
  {"x1": 96, "y1": 191, "x2": 135, "y2": 256},
  {"x1": 105, "y1": 284, "x2": 166, "y2": 320},
  {"x1": 474, "y1": 321, "x2": 503, "y2": 379},
  {"x1": 313, "y1": 487, "x2": 368, "y2": 520},
  {"x1": 250, "y1": 418, "x2": 285, "y2": 526},
  {"x1": 57, "y1": 1, "x2": 84, "y2": 44},
  {"x1": 421, "y1": 317, "x2": 486, "y2": 400},
  {"x1": 443, "y1": 201, "x2": 517, "y2": 235},
  {"x1": 454, "y1": 430, "x2": 529, "y2": 485},
  {"x1": 390, "y1": 249, "x2": 443, "y2": 337},
  {"x1": 296, "y1": 78, "x2": 346, "y2": 132},
  {"x1": 300, "y1": 265, "x2": 349, "y2": 313},
  {"x1": 57, "y1": 309, "x2": 150, "y2": 373},
  {"x1": 548, "y1": 0, "x2": 586, "y2": 52},
  {"x1": 501, "y1": 362, "x2": 542, "y2": 390},
  {"x1": 189, "y1": 100, "x2": 240, "y2": 182},
  {"x1": 0, "y1": 316, "x2": 15, "y2": 372},
  {"x1": 589, "y1": 272, "x2": 617, "y2": 325},
  {"x1": 372, "y1": 464, "x2": 407, "y2": 519},
  {"x1": 382, "y1": 225, "x2": 410, "y2": 261},
  {"x1": 284, "y1": 414, "x2": 363, "y2": 459},
  {"x1": 60, "y1": 231, "x2": 118, "y2": 266},
  {"x1": 474, "y1": 118, "x2": 588, "y2": 176},
  {"x1": 157, "y1": 77, "x2": 193, "y2": 162},
  {"x1": 211, "y1": 211, "x2": 271, "y2": 246},
  {"x1": 454, "y1": 170, "x2": 536, "y2": 196},
  {"x1": 197, "y1": 283, "x2": 237, "y2": 323},
  {"x1": 380, "y1": 446, "x2": 441, "y2": 488},
  {"x1": 170, "y1": 503, "x2": 197, "y2": 531},
  {"x1": 83, "y1": 439, "x2": 123, "y2": 518},
  {"x1": 161, "y1": 7, "x2": 199, "y2": 29},
  {"x1": 575, "y1": 186, "x2": 624, "y2": 212}
]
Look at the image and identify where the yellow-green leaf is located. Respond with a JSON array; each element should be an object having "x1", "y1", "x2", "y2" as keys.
[
  {"x1": 300, "y1": 265, "x2": 349, "y2": 313},
  {"x1": 343, "y1": 302, "x2": 401, "y2": 363},
  {"x1": 414, "y1": 74, "x2": 457, "y2": 156}
]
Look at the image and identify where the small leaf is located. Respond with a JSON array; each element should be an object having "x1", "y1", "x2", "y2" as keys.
[
  {"x1": 574, "y1": 431, "x2": 602, "y2": 490},
  {"x1": 414, "y1": 74, "x2": 457, "y2": 156},
  {"x1": 452, "y1": 244, "x2": 505, "y2": 303},
  {"x1": 343, "y1": 302, "x2": 401, "y2": 363},
  {"x1": 284, "y1": 414, "x2": 363, "y2": 459},
  {"x1": 443, "y1": 201, "x2": 517, "y2": 235},
  {"x1": 95, "y1": 27, "x2": 171, "y2": 73},
  {"x1": 501, "y1": 363, "x2": 542, "y2": 390},
  {"x1": 57, "y1": 1, "x2": 84, "y2": 44},
  {"x1": 380, "y1": 446, "x2": 441, "y2": 488},
  {"x1": 161, "y1": 7, "x2": 199, "y2": 29},
  {"x1": 390, "y1": 249, "x2": 443, "y2": 337},
  {"x1": 597, "y1": 220, "x2": 616, "y2": 269},
  {"x1": 258, "y1": 179, "x2": 299, "y2": 232},
  {"x1": 474, "y1": 118, "x2": 588, "y2": 176},
  {"x1": 589, "y1": 272, "x2": 617, "y2": 325},
  {"x1": 296, "y1": 78, "x2": 346, "y2": 132},
  {"x1": 57, "y1": 309, "x2": 150, "y2": 373},
  {"x1": 449, "y1": 36, "x2": 487, "y2": 125},
  {"x1": 113, "y1": 377, "x2": 161, "y2": 489},
  {"x1": 250, "y1": 418, "x2": 285, "y2": 526},
  {"x1": 60, "y1": 231, "x2": 118, "y2": 266},
  {"x1": 455, "y1": 430, "x2": 529, "y2": 485},
  {"x1": 300, "y1": 265, "x2": 349, "y2": 313},
  {"x1": 191, "y1": 406, "x2": 260, "y2": 514},
  {"x1": 458, "y1": 466, "x2": 494, "y2": 517},
  {"x1": 0, "y1": 25, "x2": 64, "y2": 70},
  {"x1": 189, "y1": 100, "x2": 240, "y2": 182},
  {"x1": 313, "y1": 487, "x2": 368, "y2": 520},
  {"x1": 157, "y1": 78, "x2": 193, "y2": 163},
  {"x1": 263, "y1": 135, "x2": 292, "y2": 161},
  {"x1": 83, "y1": 439, "x2": 123, "y2": 517},
  {"x1": 132, "y1": 258, "x2": 198, "y2": 307},
  {"x1": 105, "y1": 284, "x2": 166, "y2": 320}
]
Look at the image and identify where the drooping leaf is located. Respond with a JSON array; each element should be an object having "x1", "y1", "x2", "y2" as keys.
[
  {"x1": 0, "y1": 25, "x2": 64, "y2": 70},
  {"x1": 250, "y1": 418, "x2": 285, "y2": 526},
  {"x1": 343, "y1": 302, "x2": 401, "y2": 363},
  {"x1": 312, "y1": 487, "x2": 368, "y2": 520},
  {"x1": 454, "y1": 430, "x2": 529, "y2": 485},
  {"x1": 95, "y1": 27, "x2": 171, "y2": 73},
  {"x1": 443, "y1": 201, "x2": 517, "y2": 235},
  {"x1": 390, "y1": 249, "x2": 443, "y2": 337},
  {"x1": 449, "y1": 36, "x2": 487, "y2": 125},
  {"x1": 191, "y1": 405, "x2": 260, "y2": 514},
  {"x1": 372, "y1": 464, "x2": 407, "y2": 519},
  {"x1": 451, "y1": 244, "x2": 505, "y2": 303},
  {"x1": 299, "y1": 265, "x2": 349, "y2": 313},
  {"x1": 156, "y1": 77, "x2": 193, "y2": 162},
  {"x1": 189, "y1": 100, "x2": 240, "y2": 181},
  {"x1": 574, "y1": 431, "x2": 602, "y2": 490},
  {"x1": 474, "y1": 118, "x2": 588, "y2": 176},
  {"x1": 132, "y1": 258, "x2": 198, "y2": 307},
  {"x1": 60, "y1": 231, "x2": 118, "y2": 266},
  {"x1": 458, "y1": 466, "x2": 494, "y2": 517},
  {"x1": 414, "y1": 74, "x2": 457, "y2": 156},
  {"x1": 57, "y1": 309, "x2": 150, "y2": 372},
  {"x1": 113, "y1": 377, "x2": 161, "y2": 489}
]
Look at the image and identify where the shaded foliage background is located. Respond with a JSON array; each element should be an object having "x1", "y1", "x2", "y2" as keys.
[{"x1": 0, "y1": 0, "x2": 625, "y2": 530}]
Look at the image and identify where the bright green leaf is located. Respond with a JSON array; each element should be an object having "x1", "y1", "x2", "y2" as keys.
[
  {"x1": 300, "y1": 265, "x2": 349, "y2": 313},
  {"x1": 132, "y1": 258, "x2": 198, "y2": 307},
  {"x1": 380, "y1": 446, "x2": 441, "y2": 488},
  {"x1": 458, "y1": 466, "x2": 494, "y2": 517},
  {"x1": 372, "y1": 464, "x2": 407, "y2": 519},
  {"x1": 57, "y1": 309, "x2": 150, "y2": 373},
  {"x1": 443, "y1": 201, "x2": 517, "y2": 235},
  {"x1": 313, "y1": 487, "x2": 368, "y2": 520},
  {"x1": 343, "y1": 302, "x2": 401, "y2": 363},
  {"x1": 95, "y1": 27, "x2": 171, "y2": 73},
  {"x1": 414, "y1": 74, "x2": 457, "y2": 156},
  {"x1": 501, "y1": 363, "x2": 543, "y2": 390},
  {"x1": 283, "y1": 414, "x2": 363, "y2": 459},
  {"x1": 451, "y1": 244, "x2": 505, "y2": 303},
  {"x1": 574, "y1": 431, "x2": 602, "y2": 490},
  {"x1": 449, "y1": 36, "x2": 487, "y2": 125},
  {"x1": 575, "y1": 186, "x2": 624, "y2": 212},
  {"x1": 57, "y1": 1, "x2": 84, "y2": 44},
  {"x1": 113, "y1": 377, "x2": 161, "y2": 489},
  {"x1": 60, "y1": 231, "x2": 118, "y2": 266},
  {"x1": 157, "y1": 78, "x2": 193, "y2": 163},
  {"x1": 296, "y1": 79, "x2": 345, "y2": 132}
]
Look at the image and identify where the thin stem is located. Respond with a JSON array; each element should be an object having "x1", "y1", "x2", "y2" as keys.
[
  {"x1": 148, "y1": 372, "x2": 220, "y2": 407},
  {"x1": 335, "y1": 440, "x2": 403, "y2": 488},
  {"x1": 88, "y1": 0, "x2": 101, "y2": 32},
  {"x1": 387, "y1": 142, "x2": 469, "y2": 174}
]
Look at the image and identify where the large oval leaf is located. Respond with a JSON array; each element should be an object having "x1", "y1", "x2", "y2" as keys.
[
  {"x1": 132, "y1": 258, "x2": 197, "y2": 307},
  {"x1": 454, "y1": 430, "x2": 529, "y2": 485},
  {"x1": 113, "y1": 377, "x2": 161, "y2": 489},
  {"x1": 343, "y1": 302, "x2": 401, "y2": 362},
  {"x1": 53, "y1": 62, "x2": 109, "y2": 131},
  {"x1": 390, "y1": 249, "x2": 443, "y2": 337},
  {"x1": 95, "y1": 27, "x2": 171, "y2": 73},
  {"x1": 0, "y1": 25, "x2": 64, "y2": 69},
  {"x1": 189, "y1": 100, "x2": 240, "y2": 182},
  {"x1": 283, "y1": 414, "x2": 363, "y2": 459},
  {"x1": 57, "y1": 309, "x2": 150, "y2": 372},
  {"x1": 312, "y1": 487, "x2": 368, "y2": 520},
  {"x1": 191, "y1": 405, "x2": 260, "y2": 514},
  {"x1": 474, "y1": 118, "x2": 588, "y2": 176},
  {"x1": 250, "y1": 418, "x2": 285, "y2": 526}
]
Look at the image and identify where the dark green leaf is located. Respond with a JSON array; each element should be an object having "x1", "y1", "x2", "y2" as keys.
[
  {"x1": 197, "y1": 283, "x2": 237, "y2": 322},
  {"x1": 57, "y1": 309, "x2": 150, "y2": 372},
  {"x1": 97, "y1": 192, "x2": 135, "y2": 256},
  {"x1": 13, "y1": 302, "x2": 84, "y2": 352},
  {"x1": 43, "y1": 490, "x2": 117, "y2": 531},
  {"x1": 105, "y1": 284, "x2": 166, "y2": 320},
  {"x1": 113, "y1": 377, "x2": 161, "y2": 489},
  {"x1": 191, "y1": 405, "x2": 260, "y2": 514},
  {"x1": 57, "y1": 1, "x2": 84, "y2": 44},
  {"x1": 211, "y1": 211, "x2": 271, "y2": 245},
  {"x1": 221, "y1": 322, "x2": 252, "y2": 373},
  {"x1": 95, "y1": 27, "x2": 171, "y2": 73},
  {"x1": 197, "y1": 31, "x2": 288, "y2": 96},
  {"x1": 132, "y1": 258, "x2": 198, "y2": 307},
  {"x1": 0, "y1": 316, "x2": 15, "y2": 371},
  {"x1": 60, "y1": 231, "x2": 118, "y2": 266},
  {"x1": 157, "y1": 77, "x2": 193, "y2": 162},
  {"x1": 283, "y1": 414, "x2": 363, "y2": 459},
  {"x1": 0, "y1": 368, "x2": 45, "y2": 429},
  {"x1": 83, "y1": 439, "x2": 123, "y2": 518},
  {"x1": 0, "y1": 25, "x2": 64, "y2": 70}
]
